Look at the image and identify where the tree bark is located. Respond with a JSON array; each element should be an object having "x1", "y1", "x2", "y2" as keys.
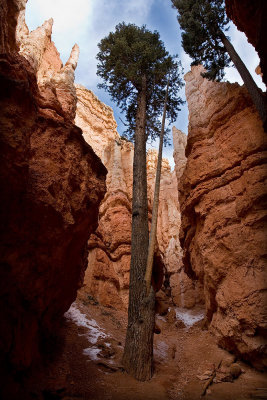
[
  {"x1": 219, "y1": 30, "x2": 267, "y2": 131},
  {"x1": 144, "y1": 80, "x2": 169, "y2": 295},
  {"x1": 122, "y1": 75, "x2": 155, "y2": 381}
]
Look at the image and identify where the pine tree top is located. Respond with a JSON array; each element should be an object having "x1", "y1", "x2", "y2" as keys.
[{"x1": 96, "y1": 22, "x2": 184, "y2": 142}]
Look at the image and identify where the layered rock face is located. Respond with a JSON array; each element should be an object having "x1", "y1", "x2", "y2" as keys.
[
  {"x1": 179, "y1": 65, "x2": 267, "y2": 368},
  {"x1": 172, "y1": 127, "x2": 203, "y2": 308},
  {"x1": 75, "y1": 86, "x2": 199, "y2": 309},
  {"x1": 147, "y1": 150, "x2": 184, "y2": 305},
  {"x1": 75, "y1": 86, "x2": 132, "y2": 308},
  {"x1": 225, "y1": 0, "x2": 267, "y2": 87},
  {"x1": 17, "y1": 13, "x2": 80, "y2": 122},
  {"x1": 0, "y1": 0, "x2": 106, "y2": 393},
  {"x1": 173, "y1": 127, "x2": 187, "y2": 181}
]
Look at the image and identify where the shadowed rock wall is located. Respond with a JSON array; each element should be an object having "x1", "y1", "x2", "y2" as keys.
[
  {"x1": 0, "y1": 1, "x2": 106, "y2": 395},
  {"x1": 225, "y1": 0, "x2": 267, "y2": 87},
  {"x1": 172, "y1": 127, "x2": 204, "y2": 308}
]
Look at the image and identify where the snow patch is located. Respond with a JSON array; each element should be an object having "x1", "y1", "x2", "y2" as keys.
[
  {"x1": 155, "y1": 340, "x2": 168, "y2": 360},
  {"x1": 65, "y1": 302, "x2": 108, "y2": 360},
  {"x1": 157, "y1": 315, "x2": 167, "y2": 322},
  {"x1": 175, "y1": 307, "x2": 205, "y2": 328},
  {"x1": 83, "y1": 347, "x2": 101, "y2": 361}
]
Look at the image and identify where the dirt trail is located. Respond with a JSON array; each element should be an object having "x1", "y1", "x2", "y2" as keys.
[{"x1": 26, "y1": 297, "x2": 267, "y2": 400}]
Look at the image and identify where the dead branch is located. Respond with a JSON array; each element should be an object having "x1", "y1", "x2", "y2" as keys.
[{"x1": 201, "y1": 360, "x2": 222, "y2": 397}]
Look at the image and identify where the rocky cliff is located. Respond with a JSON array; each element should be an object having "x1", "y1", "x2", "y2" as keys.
[
  {"x1": 225, "y1": 0, "x2": 267, "y2": 87},
  {"x1": 173, "y1": 127, "x2": 187, "y2": 181},
  {"x1": 17, "y1": 11, "x2": 80, "y2": 122},
  {"x1": 75, "y1": 85, "x2": 132, "y2": 308},
  {"x1": 0, "y1": 0, "x2": 106, "y2": 395},
  {"x1": 75, "y1": 86, "x2": 201, "y2": 309},
  {"x1": 179, "y1": 65, "x2": 267, "y2": 369}
]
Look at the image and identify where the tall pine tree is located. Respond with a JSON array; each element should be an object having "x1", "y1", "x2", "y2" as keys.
[
  {"x1": 96, "y1": 22, "x2": 183, "y2": 381},
  {"x1": 171, "y1": 0, "x2": 267, "y2": 130}
]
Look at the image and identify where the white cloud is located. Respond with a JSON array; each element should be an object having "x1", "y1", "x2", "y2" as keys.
[
  {"x1": 123, "y1": 0, "x2": 155, "y2": 21},
  {"x1": 91, "y1": 0, "x2": 154, "y2": 27},
  {"x1": 26, "y1": 0, "x2": 94, "y2": 63},
  {"x1": 26, "y1": 0, "x2": 93, "y2": 32},
  {"x1": 26, "y1": 0, "x2": 156, "y2": 84}
]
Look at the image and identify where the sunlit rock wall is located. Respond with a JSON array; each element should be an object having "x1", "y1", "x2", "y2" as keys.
[
  {"x1": 179, "y1": 65, "x2": 267, "y2": 369},
  {"x1": 75, "y1": 85, "x2": 196, "y2": 309},
  {"x1": 17, "y1": 12, "x2": 79, "y2": 121}
]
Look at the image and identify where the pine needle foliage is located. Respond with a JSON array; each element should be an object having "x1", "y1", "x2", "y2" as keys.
[
  {"x1": 171, "y1": 0, "x2": 267, "y2": 129},
  {"x1": 96, "y1": 22, "x2": 184, "y2": 142},
  {"x1": 171, "y1": 0, "x2": 230, "y2": 80}
]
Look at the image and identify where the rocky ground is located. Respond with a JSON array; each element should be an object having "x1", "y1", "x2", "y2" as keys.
[{"x1": 24, "y1": 293, "x2": 267, "y2": 400}]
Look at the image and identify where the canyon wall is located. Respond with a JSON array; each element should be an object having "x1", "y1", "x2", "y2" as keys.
[
  {"x1": 0, "y1": 0, "x2": 106, "y2": 395},
  {"x1": 225, "y1": 0, "x2": 267, "y2": 87},
  {"x1": 178, "y1": 65, "x2": 267, "y2": 369},
  {"x1": 75, "y1": 85, "x2": 132, "y2": 309},
  {"x1": 75, "y1": 86, "x2": 202, "y2": 309},
  {"x1": 172, "y1": 127, "x2": 203, "y2": 308}
]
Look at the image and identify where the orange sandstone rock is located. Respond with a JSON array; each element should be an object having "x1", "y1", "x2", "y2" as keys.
[
  {"x1": 172, "y1": 127, "x2": 204, "y2": 308},
  {"x1": 179, "y1": 65, "x2": 267, "y2": 369},
  {"x1": 17, "y1": 11, "x2": 79, "y2": 121},
  {"x1": 0, "y1": 2, "x2": 106, "y2": 396},
  {"x1": 75, "y1": 86, "x2": 195, "y2": 309}
]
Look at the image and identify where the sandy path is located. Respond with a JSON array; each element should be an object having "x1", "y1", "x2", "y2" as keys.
[{"x1": 25, "y1": 298, "x2": 267, "y2": 400}]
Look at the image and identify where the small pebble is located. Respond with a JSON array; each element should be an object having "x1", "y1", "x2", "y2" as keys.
[{"x1": 230, "y1": 363, "x2": 242, "y2": 378}]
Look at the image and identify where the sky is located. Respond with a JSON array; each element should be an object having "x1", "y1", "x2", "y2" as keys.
[{"x1": 25, "y1": 0, "x2": 265, "y2": 169}]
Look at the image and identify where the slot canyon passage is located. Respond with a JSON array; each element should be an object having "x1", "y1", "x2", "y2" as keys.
[{"x1": 0, "y1": 1, "x2": 266, "y2": 399}]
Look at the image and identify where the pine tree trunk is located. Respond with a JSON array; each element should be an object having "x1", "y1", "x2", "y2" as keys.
[
  {"x1": 220, "y1": 31, "x2": 267, "y2": 131},
  {"x1": 144, "y1": 80, "x2": 169, "y2": 295},
  {"x1": 122, "y1": 75, "x2": 155, "y2": 381}
]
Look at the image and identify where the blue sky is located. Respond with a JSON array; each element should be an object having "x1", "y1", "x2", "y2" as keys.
[{"x1": 25, "y1": 0, "x2": 265, "y2": 167}]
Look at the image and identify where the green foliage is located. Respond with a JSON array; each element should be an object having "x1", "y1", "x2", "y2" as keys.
[
  {"x1": 171, "y1": 0, "x2": 231, "y2": 80},
  {"x1": 96, "y1": 22, "x2": 184, "y2": 142}
]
